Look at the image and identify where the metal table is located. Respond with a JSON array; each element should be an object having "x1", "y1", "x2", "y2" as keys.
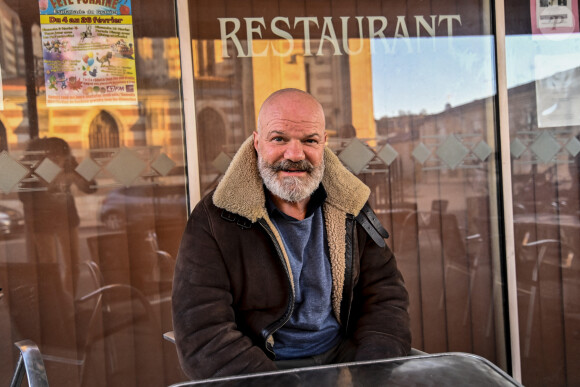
[{"x1": 170, "y1": 352, "x2": 521, "y2": 386}]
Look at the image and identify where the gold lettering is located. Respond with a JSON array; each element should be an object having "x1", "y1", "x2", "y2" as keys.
[
  {"x1": 294, "y1": 17, "x2": 318, "y2": 56},
  {"x1": 270, "y1": 17, "x2": 294, "y2": 56},
  {"x1": 341, "y1": 16, "x2": 365, "y2": 55},
  {"x1": 218, "y1": 18, "x2": 246, "y2": 58},
  {"x1": 439, "y1": 15, "x2": 462, "y2": 36},
  {"x1": 246, "y1": 18, "x2": 268, "y2": 57},
  {"x1": 394, "y1": 16, "x2": 410, "y2": 38},
  {"x1": 415, "y1": 15, "x2": 437, "y2": 37},
  {"x1": 216, "y1": 14, "x2": 463, "y2": 58},
  {"x1": 318, "y1": 17, "x2": 341, "y2": 55}
]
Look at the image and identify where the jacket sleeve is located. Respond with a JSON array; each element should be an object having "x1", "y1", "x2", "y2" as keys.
[
  {"x1": 351, "y1": 213, "x2": 412, "y2": 361},
  {"x1": 172, "y1": 199, "x2": 277, "y2": 380}
]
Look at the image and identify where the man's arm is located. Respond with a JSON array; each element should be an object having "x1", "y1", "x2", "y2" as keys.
[
  {"x1": 351, "y1": 222, "x2": 412, "y2": 361},
  {"x1": 172, "y1": 200, "x2": 276, "y2": 380}
]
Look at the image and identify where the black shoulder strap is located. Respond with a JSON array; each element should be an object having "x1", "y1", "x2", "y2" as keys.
[
  {"x1": 355, "y1": 203, "x2": 389, "y2": 248},
  {"x1": 221, "y1": 210, "x2": 252, "y2": 229}
]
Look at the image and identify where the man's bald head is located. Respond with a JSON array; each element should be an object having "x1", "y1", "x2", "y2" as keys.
[
  {"x1": 253, "y1": 89, "x2": 327, "y2": 205},
  {"x1": 257, "y1": 89, "x2": 325, "y2": 135}
]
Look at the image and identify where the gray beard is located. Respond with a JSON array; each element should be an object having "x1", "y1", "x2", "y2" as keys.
[{"x1": 257, "y1": 155, "x2": 324, "y2": 203}]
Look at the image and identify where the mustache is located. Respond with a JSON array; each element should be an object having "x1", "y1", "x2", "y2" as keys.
[{"x1": 270, "y1": 159, "x2": 314, "y2": 173}]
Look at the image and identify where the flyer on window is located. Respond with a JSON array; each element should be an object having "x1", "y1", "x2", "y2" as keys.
[
  {"x1": 535, "y1": 54, "x2": 580, "y2": 128},
  {"x1": 531, "y1": 0, "x2": 579, "y2": 35},
  {"x1": 38, "y1": 0, "x2": 138, "y2": 106}
]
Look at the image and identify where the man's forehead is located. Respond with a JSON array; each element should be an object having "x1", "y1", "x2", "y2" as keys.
[
  {"x1": 262, "y1": 117, "x2": 323, "y2": 134},
  {"x1": 264, "y1": 116, "x2": 320, "y2": 126},
  {"x1": 265, "y1": 101, "x2": 319, "y2": 116},
  {"x1": 258, "y1": 90, "x2": 325, "y2": 134}
]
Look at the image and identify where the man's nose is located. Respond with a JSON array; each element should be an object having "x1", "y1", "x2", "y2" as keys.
[{"x1": 284, "y1": 140, "x2": 305, "y2": 161}]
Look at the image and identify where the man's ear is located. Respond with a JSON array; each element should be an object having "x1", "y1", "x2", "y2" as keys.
[{"x1": 253, "y1": 131, "x2": 259, "y2": 151}]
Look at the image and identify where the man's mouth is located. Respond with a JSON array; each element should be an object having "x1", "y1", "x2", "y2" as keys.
[
  {"x1": 272, "y1": 160, "x2": 313, "y2": 174},
  {"x1": 282, "y1": 168, "x2": 304, "y2": 173}
]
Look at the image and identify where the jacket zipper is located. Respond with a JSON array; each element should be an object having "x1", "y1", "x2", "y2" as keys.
[
  {"x1": 341, "y1": 214, "x2": 355, "y2": 332},
  {"x1": 258, "y1": 218, "x2": 295, "y2": 358}
]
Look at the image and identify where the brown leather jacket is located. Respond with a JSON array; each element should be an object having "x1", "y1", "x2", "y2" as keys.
[{"x1": 172, "y1": 137, "x2": 411, "y2": 380}]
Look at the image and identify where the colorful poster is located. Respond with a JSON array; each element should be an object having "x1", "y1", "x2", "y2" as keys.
[
  {"x1": 531, "y1": 0, "x2": 579, "y2": 35},
  {"x1": 39, "y1": 0, "x2": 137, "y2": 106}
]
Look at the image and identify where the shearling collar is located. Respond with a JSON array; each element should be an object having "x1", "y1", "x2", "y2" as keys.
[
  {"x1": 213, "y1": 135, "x2": 370, "y2": 321},
  {"x1": 212, "y1": 135, "x2": 370, "y2": 222}
]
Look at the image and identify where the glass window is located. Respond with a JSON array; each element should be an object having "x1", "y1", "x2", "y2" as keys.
[
  {"x1": 0, "y1": 1, "x2": 187, "y2": 385},
  {"x1": 505, "y1": 1, "x2": 580, "y2": 385},
  {"x1": 188, "y1": 0, "x2": 508, "y2": 373},
  {"x1": 7, "y1": 0, "x2": 578, "y2": 385}
]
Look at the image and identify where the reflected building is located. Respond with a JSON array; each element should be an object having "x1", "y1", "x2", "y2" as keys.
[
  {"x1": 376, "y1": 65, "x2": 580, "y2": 385},
  {"x1": 0, "y1": 5, "x2": 188, "y2": 384},
  {"x1": 190, "y1": 38, "x2": 376, "y2": 194},
  {"x1": 0, "y1": 0, "x2": 25, "y2": 79}
]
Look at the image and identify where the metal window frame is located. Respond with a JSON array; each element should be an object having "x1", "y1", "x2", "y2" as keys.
[
  {"x1": 176, "y1": 0, "x2": 201, "y2": 209},
  {"x1": 493, "y1": 0, "x2": 522, "y2": 381}
]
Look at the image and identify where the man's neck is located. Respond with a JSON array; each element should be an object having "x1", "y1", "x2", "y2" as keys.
[{"x1": 269, "y1": 194, "x2": 310, "y2": 221}]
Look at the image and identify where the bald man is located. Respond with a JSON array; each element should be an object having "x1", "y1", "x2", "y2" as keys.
[{"x1": 172, "y1": 89, "x2": 411, "y2": 380}]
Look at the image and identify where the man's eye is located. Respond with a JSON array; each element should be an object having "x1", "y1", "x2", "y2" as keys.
[
  {"x1": 272, "y1": 137, "x2": 285, "y2": 142},
  {"x1": 304, "y1": 139, "x2": 318, "y2": 144}
]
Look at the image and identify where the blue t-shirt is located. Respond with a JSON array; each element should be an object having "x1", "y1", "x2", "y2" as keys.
[{"x1": 267, "y1": 186, "x2": 341, "y2": 359}]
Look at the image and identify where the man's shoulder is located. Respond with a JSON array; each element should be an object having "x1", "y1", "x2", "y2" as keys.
[
  {"x1": 192, "y1": 189, "x2": 254, "y2": 229},
  {"x1": 354, "y1": 203, "x2": 390, "y2": 248}
]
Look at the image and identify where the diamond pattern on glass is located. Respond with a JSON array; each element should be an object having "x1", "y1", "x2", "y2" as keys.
[
  {"x1": 151, "y1": 153, "x2": 176, "y2": 176},
  {"x1": 510, "y1": 138, "x2": 526, "y2": 159},
  {"x1": 338, "y1": 138, "x2": 375, "y2": 174},
  {"x1": 412, "y1": 143, "x2": 431, "y2": 165},
  {"x1": 212, "y1": 152, "x2": 233, "y2": 174},
  {"x1": 76, "y1": 157, "x2": 101, "y2": 181},
  {"x1": 376, "y1": 144, "x2": 399, "y2": 166},
  {"x1": 437, "y1": 135, "x2": 469, "y2": 169},
  {"x1": 530, "y1": 131, "x2": 561, "y2": 164},
  {"x1": 565, "y1": 137, "x2": 580, "y2": 157},
  {"x1": 472, "y1": 140, "x2": 492, "y2": 161},
  {"x1": 0, "y1": 152, "x2": 29, "y2": 193},
  {"x1": 34, "y1": 157, "x2": 62, "y2": 183},
  {"x1": 106, "y1": 148, "x2": 147, "y2": 186}
]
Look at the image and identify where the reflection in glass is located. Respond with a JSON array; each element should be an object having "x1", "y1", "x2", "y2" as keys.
[
  {"x1": 0, "y1": 1, "x2": 188, "y2": 385},
  {"x1": 367, "y1": 35, "x2": 504, "y2": 368},
  {"x1": 19, "y1": 136, "x2": 96, "y2": 299},
  {"x1": 506, "y1": 33, "x2": 580, "y2": 387}
]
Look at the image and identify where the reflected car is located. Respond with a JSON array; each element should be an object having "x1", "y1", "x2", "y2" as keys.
[
  {"x1": 0, "y1": 205, "x2": 25, "y2": 238},
  {"x1": 99, "y1": 184, "x2": 188, "y2": 231}
]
